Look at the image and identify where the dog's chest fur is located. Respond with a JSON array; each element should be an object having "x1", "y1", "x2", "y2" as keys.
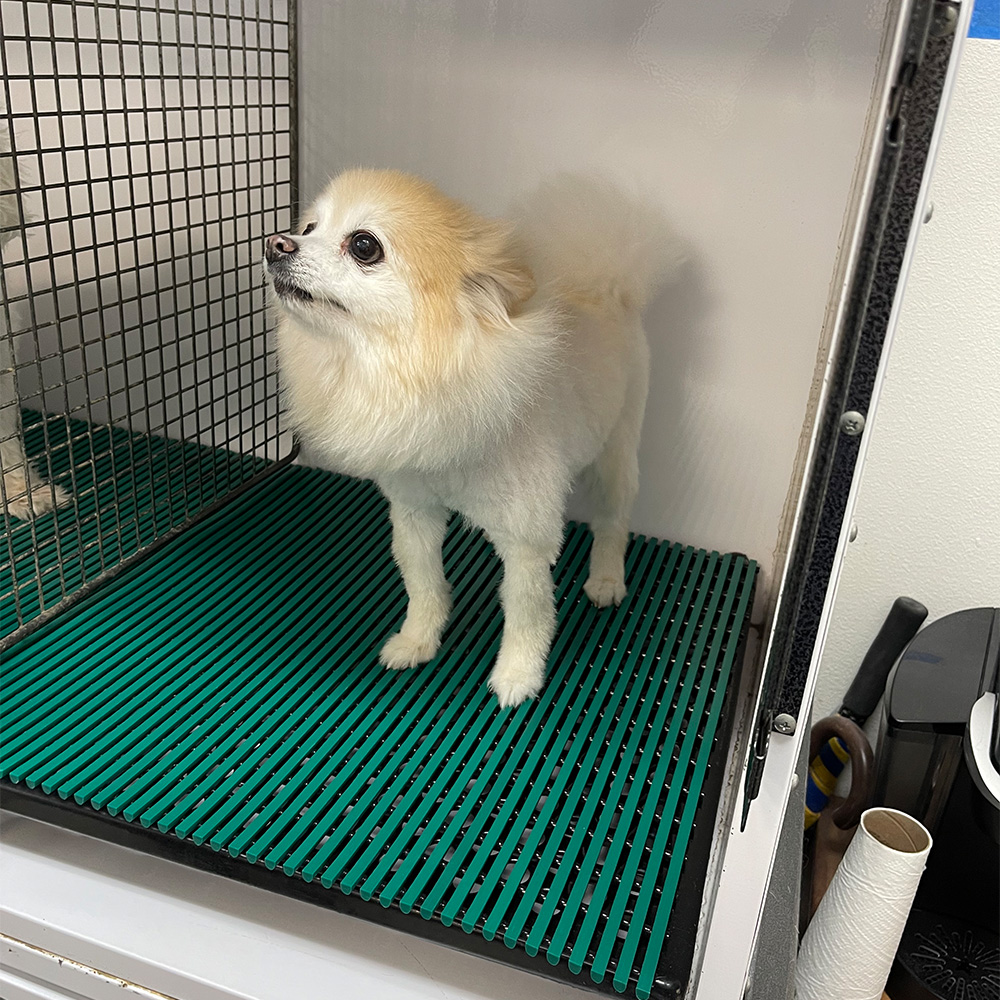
[{"x1": 276, "y1": 310, "x2": 565, "y2": 483}]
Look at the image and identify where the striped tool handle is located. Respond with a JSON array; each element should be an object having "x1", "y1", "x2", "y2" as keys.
[{"x1": 804, "y1": 597, "x2": 927, "y2": 829}]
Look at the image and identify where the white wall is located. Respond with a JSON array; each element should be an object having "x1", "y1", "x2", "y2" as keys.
[
  {"x1": 297, "y1": 0, "x2": 896, "y2": 587},
  {"x1": 814, "y1": 34, "x2": 1000, "y2": 720}
]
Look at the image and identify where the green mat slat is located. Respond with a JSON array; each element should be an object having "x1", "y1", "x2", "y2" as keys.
[
  {"x1": 178, "y1": 521, "x2": 491, "y2": 851},
  {"x1": 3, "y1": 468, "x2": 347, "y2": 703},
  {"x1": 2, "y1": 432, "x2": 757, "y2": 1000},
  {"x1": 362, "y1": 530, "x2": 601, "y2": 908},
  {"x1": 151, "y1": 482, "x2": 398, "y2": 835},
  {"x1": 541, "y1": 545, "x2": 700, "y2": 965},
  {"x1": 298, "y1": 531, "x2": 595, "y2": 890},
  {"x1": 25, "y1": 474, "x2": 358, "y2": 798},
  {"x1": 636, "y1": 565, "x2": 756, "y2": 991},
  {"x1": 275, "y1": 537, "x2": 508, "y2": 879},
  {"x1": 604, "y1": 556, "x2": 735, "y2": 988},
  {"x1": 497, "y1": 540, "x2": 684, "y2": 950},
  {"x1": 590, "y1": 552, "x2": 727, "y2": 983},
  {"x1": 124, "y1": 481, "x2": 391, "y2": 827},
  {"x1": 440, "y1": 540, "x2": 664, "y2": 932},
  {"x1": 2, "y1": 480, "x2": 334, "y2": 778}
]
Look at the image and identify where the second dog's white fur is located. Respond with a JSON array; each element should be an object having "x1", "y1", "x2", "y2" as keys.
[
  {"x1": 268, "y1": 171, "x2": 681, "y2": 706},
  {"x1": 1, "y1": 115, "x2": 70, "y2": 521}
]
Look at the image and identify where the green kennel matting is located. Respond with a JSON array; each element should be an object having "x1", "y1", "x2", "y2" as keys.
[{"x1": 1, "y1": 418, "x2": 757, "y2": 1000}]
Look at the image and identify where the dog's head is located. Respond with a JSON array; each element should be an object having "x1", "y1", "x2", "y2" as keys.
[{"x1": 263, "y1": 169, "x2": 535, "y2": 342}]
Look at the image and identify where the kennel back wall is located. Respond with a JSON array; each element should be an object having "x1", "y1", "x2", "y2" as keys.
[
  {"x1": 297, "y1": 0, "x2": 900, "y2": 589},
  {"x1": 0, "y1": 0, "x2": 295, "y2": 637}
]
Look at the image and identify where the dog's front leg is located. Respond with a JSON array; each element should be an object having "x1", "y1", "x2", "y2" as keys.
[
  {"x1": 488, "y1": 536, "x2": 559, "y2": 708},
  {"x1": 379, "y1": 498, "x2": 451, "y2": 670}
]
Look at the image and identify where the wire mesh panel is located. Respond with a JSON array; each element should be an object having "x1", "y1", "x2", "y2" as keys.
[{"x1": 0, "y1": 0, "x2": 295, "y2": 640}]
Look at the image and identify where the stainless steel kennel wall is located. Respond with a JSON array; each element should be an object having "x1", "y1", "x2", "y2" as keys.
[{"x1": 0, "y1": 0, "x2": 295, "y2": 640}]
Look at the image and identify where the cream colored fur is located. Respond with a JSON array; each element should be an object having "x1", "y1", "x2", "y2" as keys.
[{"x1": 270, "y1": 170, "x2": 681, "y2": 706}]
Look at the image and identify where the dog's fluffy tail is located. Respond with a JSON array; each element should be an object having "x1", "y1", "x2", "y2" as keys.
[
  {"x1": 514, "y1": 174, "x2": 684, "y2": 315},
  {"x1": 1, "y1": 111, "x2": 31, "y2": 247}
]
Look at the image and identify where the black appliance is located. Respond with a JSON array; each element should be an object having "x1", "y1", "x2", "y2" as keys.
[{"x1": 874, "y1": 607, "x2": 1000, "y2": 999}]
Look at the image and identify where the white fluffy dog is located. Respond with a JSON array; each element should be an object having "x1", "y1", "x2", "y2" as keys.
[{"x1": 267, "y1": 170, "x2": 680, "y2": 706}]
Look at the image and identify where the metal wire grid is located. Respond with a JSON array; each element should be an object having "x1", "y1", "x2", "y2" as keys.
[{"x1": 0, "y1": 0, "x2": 295, "y2": 637}]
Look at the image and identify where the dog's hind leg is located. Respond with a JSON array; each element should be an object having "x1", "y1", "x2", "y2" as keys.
[
  {"x1": 584, "y1": 373, "x2": 647, "y2": 608},
  {"x1": 1, "y1": 309, "x2": 70, "y2": 520},
  {"x1": 379, "y1": 496, "x2": 452, "y2": 670}
]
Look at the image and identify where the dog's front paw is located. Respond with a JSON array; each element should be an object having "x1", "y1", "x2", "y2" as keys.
[
  {"x1": 488, "y1": 654, "x2": 545, "y2": 708},
  {"x1": 584, "y1": 574, "x2": 627, "y2": 608},
  {"x1": 3, "y1": 473, "x2": 71, "y2": 521},
  {"x1": 379, "y1": 631, "x2": 439, "y2": 670},
  {"x1": 38, "y1": 482, "x2": 71, "y2": 516}
]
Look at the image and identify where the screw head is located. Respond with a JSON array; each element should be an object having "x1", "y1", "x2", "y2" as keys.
[
  {"x1": 773, "y1": 713, "x2": 797, "y2": 735},
  {"x1": 840, "y1": 411, "x2": 866, "y2": 437},
  {"x1": 923, "y1": 201, "x2": 935, "y2": 224}
]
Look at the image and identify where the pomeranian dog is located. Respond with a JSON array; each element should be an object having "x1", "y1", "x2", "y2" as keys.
[{"x1": 266, "y1": 170, "x2": 680, "y2": 706}]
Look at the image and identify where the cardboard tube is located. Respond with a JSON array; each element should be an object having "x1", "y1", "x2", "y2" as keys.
[{"x1": 795, "y1": 807, "x2": 932, "y2": 1000}]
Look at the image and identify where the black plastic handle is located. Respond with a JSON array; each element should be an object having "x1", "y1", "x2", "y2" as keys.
[{"x1": 841, "y1": 596, "x2": 928, "y2": 724}]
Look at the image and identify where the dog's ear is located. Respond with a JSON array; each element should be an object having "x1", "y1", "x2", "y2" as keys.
[{"x1": 461, "y1": 221, "x2": 536, "y2": 324}]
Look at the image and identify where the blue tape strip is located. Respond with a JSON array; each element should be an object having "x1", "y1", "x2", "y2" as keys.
[
  {"x1": 970, "y1": 0, "x2": 1000, "y2": 39},
  {"x1": 805, "y1": 778, "x2": 829, "y2": 815},
  {"x1": 818, "y1": 739, "x2": 848, "y2": 776},
  {"x1": 819, "y1": 739, "x2": 851, "y2": 777}
]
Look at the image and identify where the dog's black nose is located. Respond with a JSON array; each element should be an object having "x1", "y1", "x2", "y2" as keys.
[{"x1": 265, "y1": 233, "x2": 298, "y2": 263}]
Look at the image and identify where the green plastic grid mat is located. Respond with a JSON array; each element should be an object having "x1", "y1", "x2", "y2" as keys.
[
  {"x1": 2, "y1": 411, "x2": 270, "y2": 637},
  {"x1": 1, "y1": 463, "x2": 756, "y2": 999}
]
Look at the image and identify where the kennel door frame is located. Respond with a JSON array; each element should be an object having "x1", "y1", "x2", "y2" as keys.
[{"x1": 696, "y1": 1, "x2": 973, "y2": 996}]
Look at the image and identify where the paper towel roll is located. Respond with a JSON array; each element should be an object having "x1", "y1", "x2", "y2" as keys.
[{"x1": 795, "y1": 807, "x2": 932, "y2": 1000}]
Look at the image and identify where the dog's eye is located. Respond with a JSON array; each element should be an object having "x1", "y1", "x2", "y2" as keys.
[
  {"x1": 347, "y1": 230, "x2": 384, "y2": 265},
  {"x1": 301, "y1": 222, "x2": 317, "y2": 236}
]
